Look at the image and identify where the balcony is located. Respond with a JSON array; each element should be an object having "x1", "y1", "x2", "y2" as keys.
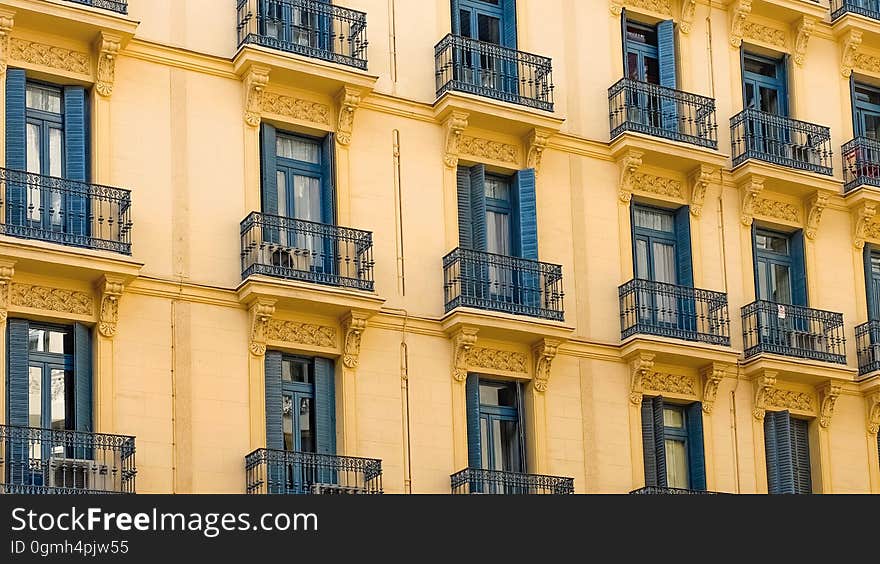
[
  {"x1": 832, "y1": 0, "x2": 880, "y2": 22},
  {"x1": 450, "y1": 468, "x2": 574, "y2": 494},
  {"x1": 443, "y1": 248, "x2": 564, "y2": 322},
  {"x1": 629, "y1": 487, "x2": 719, "y2": 494},
  {"x1": 842, "y1": 137, "x2": 880, "y2": 193},
  {"x1": 236, "y1": 0, "x2": 368, "y2": 71},
  {"x1": 730, "y1": 109, "x2": 833, "y2": 175},
  {"x1": 609, "y1": 79, "x2": 718, "y2": 150},
  {"x1": 245, "y1": 448, "x2": 383, "y2": 494},
  {"x1": 0, "y1": 168, "x2": 132, "y2": 255},
  {"x1": 742, "y1": 300, "x2": 846, "y2": 364},
  {"x1": 434, "y1": 34, "x2": 553, "y2": 112},
  {"x1": 619, "y1": 279, "x2": 730, "y2": 346},
  {"x1": 0, "y1": 425, "x2": 136, "y2": 494},
  {"x1": 63, "y1": 0, "x2": 127, "y2": 14},
  {"x1": 856, "y1": 320, "x2": 880, "y2": 376},
  {"x1": 241, "y1": 212, "x2": 374, "y2": 292}
]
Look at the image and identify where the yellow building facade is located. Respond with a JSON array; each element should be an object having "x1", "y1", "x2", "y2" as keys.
[{"x1": 0, "y1": 0, "x2": 878, "y2": 495}]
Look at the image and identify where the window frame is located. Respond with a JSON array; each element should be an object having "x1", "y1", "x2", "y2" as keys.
[
  {"x1": 280, "y1": 354, "x2": 316, "y2": 454},
  {"x1": 661, "y1": 404, "x2": 690, "y2": 490},
  {"x1": 754, "y1": 228, "x2": 794, "y2": 303},
  {"x1": 477, "y1": 378, "x2": 525, "y2": 473},
  {"x1": 742, "y1": 52, "x2": 788, "y2": 116}
]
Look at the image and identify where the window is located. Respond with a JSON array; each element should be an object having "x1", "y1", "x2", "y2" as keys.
[
  {"x1": 742, "y1": 53, "x2": 787, "y2": 116},
  {"x1": 621, "y1": 14, "x2": 677, "y2": 131},
  {"x1": 281, "y1": 356, "x2": 316, "y2": 453},
  {"x1": 764, "y1": 410, "x2": 812, "y2": 494},
  {"x1": 852, "y1": 81, "x2": 880, "y2": 140},
  {"x1": 753, "y1": 228, "x2": 806, "y2": 306},
  {"x1": 477, "y1": 379, "x2": 523, "y2": 473},
  {"x1": 624, "y1": 20, "x2": 659, "y2": 84},
  {"x1": 640, "y1": 396, "x2": 705, "y2": 490},
  {"x1": 452, "y1": 0, "x2": 516, "y2": 48},
  {"x1": 864, "y1": 246, "x2": 880, "y2": 321},
  {"x1": 259, "y1": 0, "x2": 327, "y2": 51}
]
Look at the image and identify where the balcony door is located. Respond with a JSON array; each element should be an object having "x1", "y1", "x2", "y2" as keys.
[
  {"x1": 485, "y1": 175, "x2": 514, "y2": 301},
  {"x1": 742, "y1": 53, "x2": 787, "y2": 116},
  {"x1": 25, "y1": 83, "x2": 65, "y2": 234},
  {"x1": 754, "y1": 229, "x2": 796, "y2": 305},
  {"x1": 452, "y1": 0, "x2": 516, "y2": 94},
  {"x1": 753, "y1": 228, "x2": 809, "y2": 351},
  {"x1": 852, "y1": 82, "x2": 880, "y2": 140},
  {"x1": 258, "y1": 0, "x2": 329, "y2": 52},
  {"x1": 466, "y1": 377, "x2": 526, "y2": 493}
]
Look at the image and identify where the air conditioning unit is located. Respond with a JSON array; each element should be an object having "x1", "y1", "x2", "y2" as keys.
[
  {"x1": 310, "y1": 483, "x2": 367, "y2": 495},
  {"x1": 48, "y1": 458, "x2": 111, "y2": 492},
  {"x1": 270, "y1": 247, "x2": 314, "y2": 271}
]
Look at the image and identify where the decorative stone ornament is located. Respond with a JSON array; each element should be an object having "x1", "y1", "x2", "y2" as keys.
[
  {"x1": 342, "y1": 312, "x2": 369, "y2": 369},
  {"x1": 443, "y1": 111, "x2": 469, "y2": 169},
  {"x1": 739, "y1": 175, "x2": 765, "y2": 226},
  {"x1": 818, "y1": 382, "x2": 842, "y2": 429},
  {"x1": 244, "y1": 66, "x2": 270, "y2": 127},
  {"x1": 617, "y1": 150, "x2": 644, "y2": 204},
  {"x1": 98, "y1": 277, "x2": 125, "y2": 338},
  {"x1": 853, "y1": 202, "x2": 877, "y2": 250},
  {"x1": 95, "y1": 33, "x2": 122, "y2": 97},
  {"x1": 0, "y1": 10, "x2": 14, "y2": 75},
  {"x1": 701, "y1": 363, "x2": 728, "y2": 414},
  {"x1": 689, "y1": 165, "x2": 718, "y2": 218},
  {"x1": 0, "y1": 261, "x2": 14, "y2": 322},
  {"x1": 248, "y1": 299, "x2": 276, "y2": 357},
  {"x1": 451, "y1": 326, "x2": 478, "y2": 382},
  {"x1": 629, "y1": 352, "x2": 655, "y2": 406},
  {"x1": 526, "y1": 129, "x2": 551, "y2": 173},
  {"x1": 532, "y1": 338, "x2": 562, "y2": 393},
  {"x1": 336, "y1": 86, "x2": 363, "y2": 147}
]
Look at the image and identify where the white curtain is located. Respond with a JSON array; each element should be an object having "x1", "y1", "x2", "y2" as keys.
[
  {"x1": 664, "y1": 440, "x2": 689, "y2": 489},
  {"x1": 653, "y1": 242, "x2": 677, "y2": 324},
  {"x1": 487, "y1": 211, "x2": 512, "y2": 299}
]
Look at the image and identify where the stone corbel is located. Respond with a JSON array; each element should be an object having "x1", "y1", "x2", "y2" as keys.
[
  {"x1": 629, "y1": 352, "x2": 655, "y2": 406},
  {"x1": 336, "y1": 86, "x2": 363, "y2": 148},
  {"x1": 243, "y1": 66, "x2": 270, "y2": 127},
  {"x1": 805, "y1": 190, "x2": 832, "y2": 241},
  {"x1": 853, "y1": 201, "x2": 877, "y2": 250},
  {"x1": 700, "y1": 363, "x2": 729, "y2": 414},
  {"x1": 793, "y1": 16, "x2": 816, "y2": 67},
  {"x1": 0, "y1": 260, "x2": 15, "y2": 323},
  {"x1": 526, "y1": 129, "x2": 551, "y2": 173},
  {"x1": 740, "y1": 175, "x2": 765, "y2": 226},
  {"x1": 0, "y1": 9, "x2": 14, "y2": 76},
  {"x1": 680, "y1": 0, "x2": 697, "y2": 34},
  {"x1": 532, "y1": 338, "x2": 562, "y2": 393},
  {"x1": 342, "y1": 311, "x2": 369, "y2": 369},
  {"x1": 95, "y1": 32, "x2": 122, "y2": 98},
  {"x1": 730, "y1": 0, "x2": 753, "y2": 49},
  {"x1": 867, "y1": 391, "x2": 880, "y2": 434},
  {"x1": 618, "y1": 150, "x2": 644, "y2": 204},
  {"x1": 451, "y1": 327, "x2": 479, "y2": 382},
  {"x1": 753, "y1": 370, "x2": 778, "y2": 420},
  {"x1": 841, "y1": 30, "x2": 863, "y2": 78},
  {"x1": 818, "y1": 381, "x2": 842, "y2": 429},
  {"x1": 689, "y1": 165, "x2": 718, "y2": 218},
  {"x1": 248, "y1": 298, "x2": 276, "y2": 357},
  {"x1": 609, "y1": 0, "x2": 624, "y2": 16},
  {"x1": 97, "y1": 276, "x2": 125, "y2": 338},
  {"x1": 443, "y1": 111, "x2": 469, "y2": 169}
]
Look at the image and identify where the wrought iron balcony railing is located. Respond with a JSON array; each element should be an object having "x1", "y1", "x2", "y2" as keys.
[
  {"x1": 742, "y1": 300, "x2": 846, "y2": 364},
  {"x1": 450, "y1": 468, "x2": 574, "y2": 495},
  {"x1": 236, "y1": 0, "x2": 368, "y2": 70},
  {"x1": 842, "y1": 136, "x2": 880, "y2": 193},
  {"x1": 0, "y1": 425, "x2": 136, "y2": 494},
  {"x1": 0, "y1": 168, "x2": 132, "y2": 255},
  {"x1": 856, "y1": 320, "x2": 880, "y2": 376},
  {"x1": 443, "y1": 247, "x2": 564, "y2": 321},
  {"x1": 64, "y1": 0, "x2": 128, "y2": 15},
  {"x1": 832, "y1": 0, "x2": 880, "y2": 22},
  {"x1": 434, "y1": 34, "x2": 554, "y2": 112},
  {"x1": 245, "y1": 448, "x2": 383, "y2": 494},
  {"x1": 609, "y1": 78, "x2": 718, "y2": 149},
  {"x1": 241, "y1": 211, "x2": 374, "y2": 292},
  {"x1": 619, "y1": 279, "x2": 731, "y2": 346},
  {"x1": 629, "y1": 486, "x2": 719, "y2": 494},
  {"x1": 730, "y1": 109, "x2": 833, "y2": 175}
]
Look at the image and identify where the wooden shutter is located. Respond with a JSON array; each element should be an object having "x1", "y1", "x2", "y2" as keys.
[
  {"x1": 6, "y1": 319, "x2": 29, "y2": 427},
  {"x1": 465, "y1": 373, "x2": 481, "y2": 468},
  {"x1": 264, "y1": 351, "x2": 283, "y2": 450},
  {"x1": 652, "y1": 396, "x2": 667, "y2": 487},
  {"x1": 865, "y1": 245, "x2": 879, "y2": 320},
  {"x1": 657, "y1": 20, "x2": 678, "y2": 130},
  {"x1": 456, "y1": 166, "x2": 473, "y2": 249},
  {"x1": 766, "y1": 410, "x2": 796, "y2": 494},
  {"x1": 851, "y1": 74, "x2": 861, "y2": 137},
  {"x1": 674, "y1": 205, "x2": 694, "y2": 287},
  {"x1": 260, "y1": 123, "x2": 278, "y2": 216},
  {"x1": 790, "y1": 230, "x2": 808, "y2": 306},
  {"x1": 790, "y1": 417, "x2": 812, "y2": 494},
  {"x1": 501, "y1": 0, "x2": 517, "y2": 49},
  {"x1": 469, "y1": 165, "x2": 488, "y2": 251},
  {"x1": 764, "y1": 411, "x2": 781, "y2": 494},
  {"x1": 314, "y1": 357, "x2": 337, "y2": 456},
  {"x1": 686, "y1": 401, "x2": 706, "y2": 491},
  {"x1": 751, "y1": 223, "x2": 761, "y2": 299},
  {"x1": 321, "y1": 133, "x2": 336, "y2": 224},
  {"x1": 620, "y1": 9, "x2": 629, "y2": 77},
  {"x1": 73, "y1": 323, "x2": 93, "y2": 433},
  {"x1": 5, "y1": 69, "x2": 27, "y2": 227},
  {"x1": 64, "y1": 87, "x2": 89, "y2": 236},
  {"x1": 641, "y1": 395, "x2": 667, "y2": 487},
  {"x1": 514, "y1": 168, "x2": 538, "y2": 260}
]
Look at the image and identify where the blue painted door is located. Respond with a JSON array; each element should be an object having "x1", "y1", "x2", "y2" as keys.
[
  {"x1": 624, "y1": 20, "x2": 661, "y2": 129},
  {"x1": 632, "y1": 205, "x2": 679, "y2": 328},
  {"x1": 259, "y1": 0, "x2": 329, "y2": 53},
  {"x1": 742, "y1": 53, "x2": 788, "y2": 157},
  {"x1": 661, "y1": 405, "x2": 689, "y2": 489},
  {"x1": 280, "y1": 356, "x2": 317, "y2": 494},
  {"x1": 24, "y1": 83, "x2": 65, "y2": 234},
  {"x1": 853, "y1": 82, "x2": 880, "y2": 139},
  {"x1": 478, "y1": 380, "x2": 524, "y2": 493},
  {"x1": 485, "y1": 175, "x2": 514, "y2": 301},
  {"x1": 754, "y1": 229, "x2": 807, "y2": 350},
  {"x1": 868, "y1": 249, "x2": 880, "y2": 321},
  {"x1": 453, "y1": 0, "x2": 518, "y2": 96}
]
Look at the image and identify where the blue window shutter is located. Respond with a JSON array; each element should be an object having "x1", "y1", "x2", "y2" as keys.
[
  {"x1": 790, "y1": 230, "x2": 807, "y2": 306},
  {"x1": 657, "y1": 20, "x2": 678, "y2": 130},
  {"x1": 321, "y1": 133, "x2": 336, "y2": 224},
  {"x1": 501, "y1": 0, "x2": 517, "y2": 48},
  {"x1": 751, "y1": 222, "x2": 761, "y2": 299},
  {"x1": 686, "y1": 402, "x2": 706, "y2": 491},
  {"x1": 260, "y1": 123, "x2": 278, "y2": 216},
  {"x1": 790, "y1": 417, "x2": 812, "y2": 494},
  {"x1": 73, "y1": 323, "x2": 92, "y2": 433},
  {"x1": 264, "y1": 351, "x2": 283, "y2": 450},
  {"x1": 465, "y1": 373, "x2": 481, "y2": 468},
  {"x1": 64, "y1": 87, "x2": 89, "y2": 237},
  {"x1": 640, "y1": 397, "x2": 658, "y2": 486},
  {"x1": 456, "y1": 166, "x2": 473, "y2": 249},
  {"x1": 515, "y1": 381, "x2": 526, "y2": 473},
  {"x1": 514, "y1": 168, "x2": 538, "y2": 260},
  {"x1": 674, "y1": 205, "x2": 694, "y2": 287},
  {"x1": 865, "y1": 245, "x2": 879, "y2": 320},
  {"x1": 6, "y1": 318, "x2": 29, "y2": 427},
  {"x1": 652, "y1": 396, "x2": 667, "y2": 487},
  {"x1": 773, "y1": 410, "x2": 796, "y2": 494},
  {"x1": 450, "y1": 0, "x2": 461, "y2": 35},
  {"x1": 6, "y1": 69, "x2": 27, "y2": 228},
  {"x1": 620, "y1": 9, "x2": 628, "y2": 76},
  {"x1": 469, "y1": 165, "x2": 487, "y2": 251},
  {"x1": 781, "y1": 55, "x2": 790, "y2": 116},
  {"x1": 763, "y1": 411, "x2": 780, "y2": 493},
  {"x1": 740, "y1": 47, "x2": 747, "y2": 108},
  {"x1": 314, "y1": 357, "x2": 336, "y2": 456},
  {"x1": 851, "y1": 74, "x2": 861, "y2": 136}
]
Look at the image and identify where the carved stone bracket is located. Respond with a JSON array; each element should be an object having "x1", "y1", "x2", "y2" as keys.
[
  {"x1": 336, "y1": 86, "x2": 362, "y2": 147},
  {"x1": 730, "y1": 0, "x2": 753, "y2": 49},
  {"x1": 818, "y1": 381, "x2": 842, "y2": 429},
  {"x1": 248, "y1": 299, "x2": 276, "y2": 357},
  {"x1": 853, "y1": 201, "x2": 877, "y2": 249},
  {"x1": 629, "y1": 352, "x2": 655, "y2": 406},
  {"x1": 867, "y1": 391, "x2": 880, "y2": 434},
  {"x1": 0, "y1": 10, "x2": 14, "y2": 75},
  {"x1": 680, "y1": 0, "x2": 696, "y2": 34},
  {"x1": 842, "y1": 30, "x2": 863, "y2": 78},
  {"x1": 95, "y1": 32, "x2": 121, "y2": 98},
  {"x1": 0, "y1": 260, "x2": 15, "y2": 323},
  {"x1": 793, "y1": 17, "x2": 816, "y2": 67},
  {"x1": 701, "y1": 363, "x2": 728, "y2": 414},
  {"x1": 740, "y1": 175, "x2": 765, "y2": 226},
  {"x1": 618, "y1": 150, "x2": 644, "y2": 204},
  {"x1": 526, "y1": 129, "x2": 551, "y2": 173},
  {"x1": 243, "y1": 66, "x2": 270, "y2": 127},
  {"x1": 753, "y1": 371, "x2": 777, "y2": 420},
  {"x1": 97, "y1": 276, "x2": 125, "y2": 338},
  {"x1": 342, "y1": 311, "x2": 369, "y2": 369},
  {"x1": 451, "y1": 327, "x2": 479, "y2": 382},
  {"x1": 532, "y1": 338, "x2": 562, "y2": 393},
  {"x1": 689, "y1": 165, "x2": 718, "y2": 218},
  {"x1": 805, "y1": 190, "x2": 832, "y2": 241},
  {"x1": 443, "y1": 111, "x2": 470, "y2": 169}
]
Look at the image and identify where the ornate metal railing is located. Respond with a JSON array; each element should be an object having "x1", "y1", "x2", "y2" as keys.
[
  {"x1": 730, "y1": 109, "x2": 833, "y2": 175},
  {"x1": 842, "y1": 137, "x2": 880, "y2": 193},
  {"x1": 450, "y1": 468, "x2": 574, "y2": 495},
  {"x1": 435, "y1": 34, "x2": 554, "y2": 112},
  {"x1": 832, "y1": 0, "x2": 880, "y2": 22},
  {"x1": 0, "y1": 425, "x2": 136, "y2": 494},
  {"x1": 64, "y1": 0, "x2": 128, "y2": 15},
  {"x1": 619, "y1": 279, "x2": 730, "y2": 345},
  {"x1": 236, "y1": 0, "x2": 368, "y2": 70},
  {"x1": 443, "y1": 247, "x2": 564, "y2": 321},
  {"x1": 0, "y1": 168, "x2": 132, "y2": 255},
  {"x1": 245, "y1": 448, "x2": 383, "y2": 494},
  {"x1": 742, "y1": 300, "x2": 846, "y2": 364},
  {"x1": 629, "y1": 487, "x2": 720, "y2": 494},
  {"x1": 241, "y1": 212, "x2": 374, "y2": 291},
  {"x1": 609, "y1": 78, "x2": 718, "y2": 149},
  {"x1": 856, "y1": 320, "x2": 880, "y2": 376}
]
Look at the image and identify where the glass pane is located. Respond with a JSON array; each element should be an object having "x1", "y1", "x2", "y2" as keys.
[
  {"x1": 491, "y1": 419, "x2": 504, "y2": 470},
  {"x1": 745, "y1": 83, "x2": 756, "y2": 109},
  {"x1": 26, "y1": 85, "x2": 62, "y2": 113},
  {"x1": 633, "y1": 207, "x2": 674, "y2": 232},
  {"x1": 771, "y1": 264, "x2": 792, "y2": 304},
  {"x1": 627, "y1": 52, "x2": 639, "y2": 80},
  {"x1": 276, "y1": 170, "x2": 288, "y2": 217},
  {"x1": 292, "y1": 7, "x2": 319, "y2": 47},
  {"x1": 47, "y1": 331, "x2": 65, "y2": 354},
  {"x1": 759, "y1": 86, "x2": 779, "y2": 115},
  {"x1": 49, "y1": 127, "x2": 62, "y2": 178},
  {"x1": 298, "y1": 396, "x2": 315, "y2": 453},
  {"x1": 664, "y1": 439, "x2": 689, "y2": 489},
  {"x1": 27, "y1": 122, "x2": 41, "y2": 176},
  {"x1": 864, "y1": 114, "x2": 880, "y2": 141},
  {"x1": 757, "y1": 263, "x2": 770, "y2": 301},
  {"x1": 459, "y1": 9, "x2": 471, "y2": 38},
  {"x1": 50, "y1": 368, "x2": 66, "y2": 431},
  {"x1": 756, "y1": 233, "x2": 788, "y2": 254},
  {"x1": 479, "y1": 382, "x2": 517, "y2": 407},
  {"x1": 635, "y1": 239, "x2": 649, "y2": 279},
  {"x1": 644, "y1": 56, "x2": 660, "y2": 85},
  {"x1": 626, "y1": 24, "x2": 657, "y2": 46},
  {"x1": 28, "y1": 329, "x2": 44, "y2": 352},
  {"x1": 663, "y1": 408, "x2": 684, "y2": 428},
  {"x1": 499, "y1": 419, "x2": 522, "y2": 473},
  {"x1": 744, "y1": 57, "x2": 778, "y2": 78},
  {"x1": 652, "y1": 242, "x2": 677, "y2": 285},
  {"x1": 292, "y1": 175, "x2": 321, "y2": 222},
  {"x1": 856, "y1": 85, "x2": 880, "y2": 106},
  {"x1": 486, "y1": 211, "x2": 510, "y2": 256},
  {"x1": 477, "y1": 14, "x2": 500, "y2": 44},
  {"x1": 276, "y1": 135, "x2": 320, "y2": 163},
  {"x1": 484, "y1": 177, "x2": 510, "y2": 201},
  {"x1": 282, "y1": 395, "x2": 293, "y2": 450},
  {"x1": 480, "y1": 418, "x2": 488, "y2": 469},
  {"x1": 28, "y1": 366, "x2": 42, "y2": 428}
]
